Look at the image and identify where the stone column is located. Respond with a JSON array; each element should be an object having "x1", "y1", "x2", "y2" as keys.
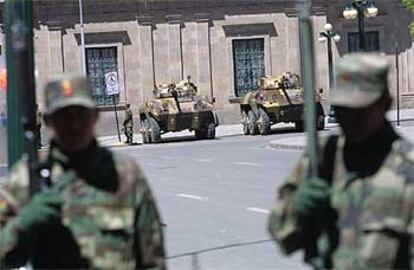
[
  {"x1": 166, "y1": 15, "x2": 183, "y2": 82},
  {"x1": 286, "y1": 16, "x2": 300, "y2": 75},
  {"x1": 402, "y1": 49, "x2": 408, "y2": 93},
  {"x1": 138, "y1": 16, "x2": 156, "y2": 102},
  {"x1": 47, "y1": 21, "x2": 64, "y2": 75},
  {"x1": 195, "y1": 13, "x2": 212, "y2": 98},
  {"x1": 407, "y1": 47, "x2": 413, "y2": 93}
]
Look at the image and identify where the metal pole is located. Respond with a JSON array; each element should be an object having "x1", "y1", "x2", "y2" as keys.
[
  {"x1": 327, "y1": 37, "x2": 334, "y2": 88},
  {"x1": 5, "y1": 0, "x2": 38, "y2": 194},
  {"x1": 395, "y1": 42, "x2": 401, "y2": 128},
  {"x1": 299, "y1": 0, "x2": 319, "y2": 177},
  {"x1": 113, "y1": 95, "x2": 121, "y2": 142},
  {"x1": 327, "y1": 36, "x2": 336, "y2": 123},
  {"x1": 5, "y1": 0, "x2": 32, "y2": 168},
  {"x1": 79, "y1": 0, "x2": 87, "y2": 76},
  {"x1": 357, "y1": 7, "x2": 366, "y2": 51}
]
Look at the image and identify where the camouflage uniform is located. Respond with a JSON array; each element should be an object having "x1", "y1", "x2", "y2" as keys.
[
  {"x1": 123, "y1": 104, "x2": 134, "y2": 145},
  {"x1": 0, "y1": 75, "x2": 165, "y2": 269},
  {"x1": 268, "y1": 54, "x2": 414, "y2": 269}
]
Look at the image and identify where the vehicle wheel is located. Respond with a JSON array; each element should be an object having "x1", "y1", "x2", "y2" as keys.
[
  {"x1": 206, "y1": 123, "x2": 216, "y2": 139},
  {"x1": 317, "y1": 115, "x2": 325, "y2": 131},
  {"x1": 142, "y1": 119, "x2": 151, "y2": 144},
  {"x1": 247, "y1": 110, "x2": 259, "y2": 135},
  {"x1": 295, "y1": 120, "x2": 304, "y2": 132},
  {"x1": 148, "y1": 117, "x2": 161, "y2": 143},
  {"x1": 241, "y1": 111, "x2": 250, "y2": 135},
  {"x1": 195, "y1": 128, "x2": 207, "y2": 139},
  {"x1": 257, "y1": 108, "x2": 271, "y2": 135}
]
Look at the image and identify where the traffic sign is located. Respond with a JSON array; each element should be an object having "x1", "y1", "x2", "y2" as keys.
[{"x1": 105, "y1": 71, "x2": 119, "y2": 96}]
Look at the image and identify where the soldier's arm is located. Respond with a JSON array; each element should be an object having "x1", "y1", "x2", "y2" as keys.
[
  {"x1": 267, "y1": 153, "x2": 310, "y2": 254},
  {"x1": 133, "y1": 166, "x2": 165, "y2": 269},
  {"x1": 0, "y1": 161, "x2": 31, "y2": 268}
]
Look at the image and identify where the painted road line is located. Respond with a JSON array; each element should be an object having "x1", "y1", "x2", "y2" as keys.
[
  {"x1": 177, "y1": 193, "x2": 207, "y2": 201},
  {"x1": 233, "y1": 162, "x2": 264, "y2": 167},
  {"x1": 195, "y1": 158, "x2": 212, "y2": 162},
  {"x1": 246, "y1": 207, "x2": 270, "y2": 214}
]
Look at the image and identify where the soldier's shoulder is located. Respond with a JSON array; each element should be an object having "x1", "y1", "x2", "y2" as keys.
[
  {"x1": 0, "y1": 159, "x2": 30, "y2": 208},
  {"x1": 392, "y1": 139, "x2": 414, "y2": 163},
  {"x1": 390, "y1": 139, "x2": 414, "y2": 182},
  {"x1": 111, "y1": 151, "x2": 145, "y2": 181}
]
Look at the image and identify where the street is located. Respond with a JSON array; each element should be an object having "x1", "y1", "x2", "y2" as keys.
[{"x1": 116, "y1": 128, "x2": 312, "y2": 270}]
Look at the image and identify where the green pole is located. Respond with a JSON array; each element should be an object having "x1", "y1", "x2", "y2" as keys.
[
  {"x1": 299, "y1": 0, "x2": 319, "y2": 177},
  {"x1": 4, "y1": 0, "x2": 37, "y2": 172}
]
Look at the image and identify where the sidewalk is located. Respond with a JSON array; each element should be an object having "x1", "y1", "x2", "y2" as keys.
[
  {"x1": 269, "y1": 109, "x2": 414, "y2": 150},
  {"x1": 97, "y1": 124, "x2": 245, "y2": 148}
]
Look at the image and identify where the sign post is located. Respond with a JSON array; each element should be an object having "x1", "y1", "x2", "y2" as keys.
[
  {"x1": 395, "y1": 42, "x2": 401, "y2": 128},
  {"x1": 0, "y1": 57, "x2": 7, "y2": 167},
  {"x1": 105, "y1": 71, "x2": 121, "y2": 142}
]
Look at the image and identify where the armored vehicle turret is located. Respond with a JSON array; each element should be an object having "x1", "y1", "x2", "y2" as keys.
[{"x1": 139, "y1": 76, "x2": 218, "y2": 143}]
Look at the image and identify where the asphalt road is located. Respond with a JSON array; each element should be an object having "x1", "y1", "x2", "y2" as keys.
[{"x1": 116, "y1": 129, "x2": 312, "y2": 270}]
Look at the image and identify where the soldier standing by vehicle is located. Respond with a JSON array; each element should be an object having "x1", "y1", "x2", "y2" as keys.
[
  {"x1": 123, "y1": 103, "x2": 134, "y2": 145},
  {"x1": 268, "y1": 53, "x2": 414, "y2": 269},
  {"x1": 0, "y1": 75, "x2": 165, "y2": 269}
]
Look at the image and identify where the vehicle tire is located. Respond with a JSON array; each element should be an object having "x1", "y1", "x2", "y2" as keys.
[
  {"x1": 148, "y1": 117, "x2": 161, "y2": 143},
  {"x1": 206, "y1": 123, "x2": 216, "y2": 139},
  {"x1": 142, "y1": 119, "x2": 151, "y2": 144},
  {"x1": 247, "y1": 110, "x2": 259, "y2": 135},
  {"x1": 258, "y1": 108, "x2": 271, "y2": 135},
  {"x1": 295, "y1": 120, "x2": 304, "y2": 132},
  {"x1": 241, "y1": 111, "x2": 250, "y2": 135},
  {"x1": 317, "y1": 114, "x2": 325, "y2": 131},
  {"x1": 195, "y1": 128, "x2": 207, "y2": 139}
]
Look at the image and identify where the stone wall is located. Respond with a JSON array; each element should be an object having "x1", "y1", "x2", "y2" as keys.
[{"x1": 1, "y1": 0, "x2": 413, "y2": 136}]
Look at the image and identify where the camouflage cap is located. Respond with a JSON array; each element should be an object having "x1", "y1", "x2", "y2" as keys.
[
  {"x1": 331, "y1": 53, "x2": 390, "y2": 108},
  {"x1": 44, "y1": 74, "x2": 96, "y2": 115}
]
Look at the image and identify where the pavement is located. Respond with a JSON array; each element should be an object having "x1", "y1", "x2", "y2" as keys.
[
  {"x1": 269, "y1": 108, "x2": 414, "y2": 150},
  {"x1": 2, "y1": 108, "x2": 414, "y2": 180},
  {"x1": 97, "y1": 123, "x2": 246, "y2": 148},
  {"x1": 98, "y1": 108, "x2": 414, "y2": 150}
]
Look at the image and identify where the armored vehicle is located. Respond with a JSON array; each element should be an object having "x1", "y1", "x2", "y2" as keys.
[
  {"x1": 139, "y1": 76, "x2": 218, "y2": 143},
  {"x1": 240, "y1": 72, "x2": 325, "y2": 135}
]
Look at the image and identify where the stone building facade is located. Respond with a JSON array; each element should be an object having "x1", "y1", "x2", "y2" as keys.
[{"x1": 1, "y1": 0, "x2": 413, "y2": 135}]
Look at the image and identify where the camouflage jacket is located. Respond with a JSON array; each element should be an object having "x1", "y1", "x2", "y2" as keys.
[
  {"x1": 0, "y1": 142, "x2": 165, "y2": 269},
  {"x1": 124, "y1": 108, "x2": 133, "y2": 127},
  {"x1": 268, "y1": 134, "x2": 414, "y2": 269}
]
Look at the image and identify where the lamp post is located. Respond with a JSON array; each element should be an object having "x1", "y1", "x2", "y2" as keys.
[
  {"x1": 79, "y1": 0, "x2": 87, "y2": 76},
  {"x1": 343, "y1": 0, "x2": 378, "y2": 51},
  {"x1": 319, "y1": 23, "x2": 340, "y2": 123}
]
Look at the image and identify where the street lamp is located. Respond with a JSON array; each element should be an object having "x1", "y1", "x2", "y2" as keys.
[
  {"x1": 79, "y1": 0, "x2": 87, "y2": 76},
  {"x1": 319, "y1": 23, "x2": 340, "y2": 123},
  {"x1": 343, "y1": 0, "x2": 378, "y2": 51}
]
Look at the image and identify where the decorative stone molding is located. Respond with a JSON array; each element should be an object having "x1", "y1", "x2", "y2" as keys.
[
  {"x1": 46, "y1": 21, "x2": 63, "y2": 31},
  {"x1": 284, "y1": 7, "x2": 326, "y2": 17},
  {"x1": 165, "y1": 14, "x2": 183, "y2": 24},
  {"x1": 137, "y1": 15, "x2": 154, "y2": 26},
  {"x1": 194, "y1": 13, "x2": 211, "y2": 23}
]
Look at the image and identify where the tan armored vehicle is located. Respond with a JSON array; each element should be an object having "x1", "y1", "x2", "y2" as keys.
[
  {"x1": 139, "y1": 76, "x2": 218, "y2": 143},
  {"x1": 240, "y1": 72, "x2": 325, "y2": 135}
]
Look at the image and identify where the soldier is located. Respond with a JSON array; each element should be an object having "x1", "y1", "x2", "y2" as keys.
[
  {"x1": 35, "y1": 104, "x2": 42, "y2": 149},
  {"x1": 0, "y1": 75, "x2": 165, "y2": 269},
  {"x1": 268, "y1": 53, "x2": 414, "y2": 269},
  {"x1": 123, "y1": 103, "x2": 134, "y2": 145}
]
